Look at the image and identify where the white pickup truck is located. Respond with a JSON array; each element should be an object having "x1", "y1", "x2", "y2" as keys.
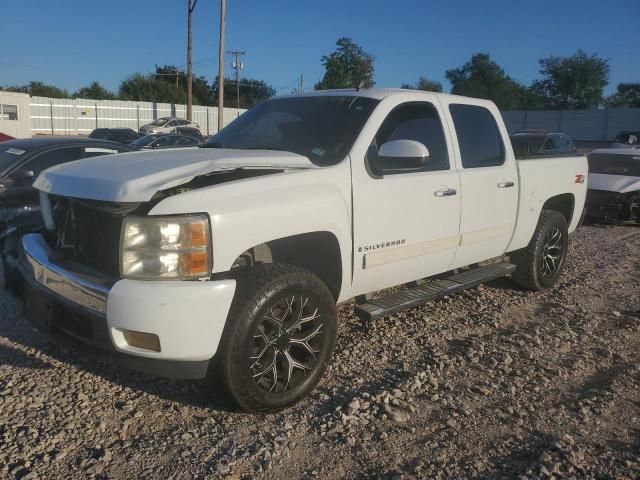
[{"x1": 18, "y1": 89, "x2": 588, "y2": 412}]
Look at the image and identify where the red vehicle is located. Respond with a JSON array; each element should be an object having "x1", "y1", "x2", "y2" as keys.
[{"x1": 0, "y1": 133, "x2": 15, "y2": 142}]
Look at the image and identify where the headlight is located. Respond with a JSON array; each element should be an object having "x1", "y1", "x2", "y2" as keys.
[{"x1": 120, "y1": 214, "x2": 212, "y2": 280}]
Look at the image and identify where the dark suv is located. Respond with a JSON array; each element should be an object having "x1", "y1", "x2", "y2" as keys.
[{"x1": 89, "y1": 128, "x2": 141, "y2": 144}]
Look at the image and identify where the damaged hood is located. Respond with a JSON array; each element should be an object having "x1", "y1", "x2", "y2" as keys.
[
  {"x1": 588, "y1": 173, "x2": 640, "y2": 194},
  {"x1": 34, "y1": 148, "x2": 317, "y2": 202}
]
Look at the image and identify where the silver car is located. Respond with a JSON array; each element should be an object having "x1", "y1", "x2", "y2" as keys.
[{"x1": 139, "y1": 117, "x2": 200, "y2": 135}]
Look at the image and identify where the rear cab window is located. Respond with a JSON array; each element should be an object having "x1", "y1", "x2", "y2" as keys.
[{"x1": 449, "y1": 104, "x2": 505, "y2": 168}]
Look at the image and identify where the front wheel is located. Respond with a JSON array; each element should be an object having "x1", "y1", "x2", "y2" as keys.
[
  {"x1": 510, "y1": 210, "x2": 569, "y2": 291},
  {"x1": 215, "y1": 264, "x2": 337, "y2": 413}
]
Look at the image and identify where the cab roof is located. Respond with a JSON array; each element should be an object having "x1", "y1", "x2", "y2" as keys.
[{"x1": 277, "y1": 88, "x2": 483, "y2": 103}]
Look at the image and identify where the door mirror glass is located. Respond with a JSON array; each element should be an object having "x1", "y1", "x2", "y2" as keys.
[
  {"x1": 12, "y1": 169, "x2": 35, "y2": 180},
  {"x1": 373, "y1": 139, "x2": 430, "y2": 174}
]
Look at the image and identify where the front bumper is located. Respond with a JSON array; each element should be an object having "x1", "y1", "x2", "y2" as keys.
[
  {"x1": 585, "y1": 189, "x2": 640, "y2": 222},
  {"x1": 17, "y1": 234, "x2": 236, "y2": 379}
]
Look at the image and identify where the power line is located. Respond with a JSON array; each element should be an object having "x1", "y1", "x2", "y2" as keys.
[{"x1": 228, "y1": 50, "x2": 245, "y2": 109}]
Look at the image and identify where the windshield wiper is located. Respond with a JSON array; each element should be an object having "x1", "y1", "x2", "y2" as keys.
[
  {"x1": 242, "y1": 146, "x2": 285, "y2": 152},
  {"x1": 201, "y1": 142, "x2": 225, "y2": 149}
]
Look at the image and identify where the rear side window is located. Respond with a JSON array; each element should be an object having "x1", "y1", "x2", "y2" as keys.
[
  {"x1": 450, "y1": 104, "x2": 505, "y2": 168},
  {"x1": 374, "y1": 102, "x2": 449, "y2": 171}
]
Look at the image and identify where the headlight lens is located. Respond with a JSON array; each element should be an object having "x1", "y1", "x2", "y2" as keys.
[{"x1": 120, "y1": 214, "x2": 212, "y2": 280}]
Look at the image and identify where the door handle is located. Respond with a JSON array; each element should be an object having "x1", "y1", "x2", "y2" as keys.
[
  {"x1": 434, "y1": 187, "x2": 457, "y2": 197},
  {"x1": 497, "y1": 181, "x2": 515, "y2": 188}
]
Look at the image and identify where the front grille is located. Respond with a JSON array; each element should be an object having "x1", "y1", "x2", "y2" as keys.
[{"x1": 46, "y1": 196, "x2": 143, "y2": 278}]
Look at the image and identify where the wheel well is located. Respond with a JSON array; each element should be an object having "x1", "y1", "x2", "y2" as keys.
[
  {"x1": 542, "y1": 193, "x2": 575, "y2": 225},
  {"x1": 232, "y1": 232, "x2": 342, "y2": 300}
]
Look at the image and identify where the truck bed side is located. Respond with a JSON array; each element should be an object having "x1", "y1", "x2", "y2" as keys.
[{"x1": 507, "y1": 155, "x2": 588, "y2": 253}]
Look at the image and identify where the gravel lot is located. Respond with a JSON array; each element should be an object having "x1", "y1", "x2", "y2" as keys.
[{"x1": 1, "y1": 224, "x2": 639, "y2": 480}]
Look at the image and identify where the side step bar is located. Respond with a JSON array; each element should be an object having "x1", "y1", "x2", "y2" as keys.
[{"x1": 354, "y1": 262, "x2": 516, "y2": 321}]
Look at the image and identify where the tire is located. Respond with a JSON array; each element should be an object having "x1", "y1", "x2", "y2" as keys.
[
  {"x1": 2, "y1": 231, "x2": 22, "y2": 294},
  {"x1": 510, "y1": 210, "x2": 569, "y2": 291},
  {"x1": 215, "y1": 264, "x2": 337, "y2": 413}
]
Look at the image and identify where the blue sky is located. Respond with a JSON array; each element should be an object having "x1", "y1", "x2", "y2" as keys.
[{"x1": 1, "y1": 0, "x2": 638, "y2": 96}]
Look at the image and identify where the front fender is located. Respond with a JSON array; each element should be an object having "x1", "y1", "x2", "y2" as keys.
[{"x1": 148, "y1": 163, "x2": 352, "y2": 292}]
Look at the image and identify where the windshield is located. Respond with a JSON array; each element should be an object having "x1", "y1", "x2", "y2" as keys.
[
  {"x1": 0, "y1": 146, "x2": 28, "y2": 177},
  {"x1": 131, "y1": 135, "x2": 159, "y2": 146},
  {"x1": 203, "y1": 96, "x2": 379, "y2": 166},
  {"x1": 150, "y1": 117, "x2": 170, "y2": 126},
  {"x1": 588, "y1": 152, "x2": 640, "y2": 177}
]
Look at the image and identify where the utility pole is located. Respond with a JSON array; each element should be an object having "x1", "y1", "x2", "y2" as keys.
[
  {"x1": 217, "y1": 0, "x2": 226, "y2": 131},
  {"x1": 299, "y1": 73, "x2": 303, "y2": 93},
  {"x1": 187, "y1": 0, "x2": 198, "y2": 120},
  {"x1": 228, "y1": 50, "x2": 245, "y2": 110}
]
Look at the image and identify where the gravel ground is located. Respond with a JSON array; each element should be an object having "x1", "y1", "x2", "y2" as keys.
[{"x1": 1, "y1": 224, "x2": 639, "y2": 480}]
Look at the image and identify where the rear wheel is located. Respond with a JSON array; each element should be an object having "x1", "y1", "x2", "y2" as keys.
[
  {"x1": 510, "y1": 210, "x2": 569, "y2": 291},
  {"x1": 215, "y1": 264, "x2": 337, "y2": 413}
]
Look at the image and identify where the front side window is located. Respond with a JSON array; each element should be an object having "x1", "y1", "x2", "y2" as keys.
[
  {"x1": 131, "y1": 135, "x2": 153, "y2": 147},
  {"x1": 177, "y1": 136, "x2": 199, "y2": 146},
  {"x1": 373, "y1": 102, "x2": 449, "y2": 171},
  {"x1": 151, "y1": 117, "x2": 170, "y2": 126},
  {"x1": 450, "y1": 104, "x2": 505, "y2": 168}
]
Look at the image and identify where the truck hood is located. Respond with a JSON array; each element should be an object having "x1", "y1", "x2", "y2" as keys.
[
  {"x1": 34, "y1": 147, "x2": 318, "y2": 202},
  {"x1": 588, "y1": 173, "x2": 640, "y2": 194}
]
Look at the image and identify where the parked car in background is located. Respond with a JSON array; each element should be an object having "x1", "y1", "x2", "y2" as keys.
[
  {"x1": 510, "y1": 130, "x2": 577, "y2": 159},
  {"x1": 170, "y1": 126, "x2": 205, "y2": 142},
  {"x1": 130, "y1": 133, "x2": 201, "y2": 150},
  {"x1": 139, "y1": 117, "x2": 200, "y2": 135},
  {"x1": 89, "y1": 128, "x2": 141, "y2": 145},
  {"x1": 0, "y1": 137, "x2": 134, "y2": 286},
  {"x1": 0, "y1": 133, "x2": 15, "y2": 142},
  {"x1": 611, "y1": 131, "x2": 640, "y2": 149},
  {"x1": 585, "y1": 148, "x2": 640, "y2": 223}
]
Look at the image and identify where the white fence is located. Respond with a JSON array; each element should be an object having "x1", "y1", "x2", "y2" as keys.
[
  {"x1": 502, "y1": 108, "x2": 640, "y2": 141},
  {"x1": 29, "y1": 97, "x2": 246, "y2": 137},
  {"x1": 7, "y1": 91, "x2": 640, "y2": 142}
]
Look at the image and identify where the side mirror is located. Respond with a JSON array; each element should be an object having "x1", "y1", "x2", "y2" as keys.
[
  {"x1": 372, "y1": 139, "x2": 430, "y2": 174},
  {"x1": 12, "y1": 169, "x2": 35, "y2": 180}
]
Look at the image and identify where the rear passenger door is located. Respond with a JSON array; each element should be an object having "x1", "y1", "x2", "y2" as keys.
[{"x1": 443, "y1": 102, "x2": 518, "y2": 267}]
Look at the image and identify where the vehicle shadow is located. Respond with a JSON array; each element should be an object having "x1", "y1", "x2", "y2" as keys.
[
  {"x1": 0, "y1": 287, "x2": 238, "y2": 413},
  {"x1": 0, "y1": 343, "x2": 52, "y2": 370}
]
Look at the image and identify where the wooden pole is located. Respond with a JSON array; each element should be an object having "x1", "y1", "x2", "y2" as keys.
[{"x1": 217, "y1": 0, "x2": 226, "y2": 131}]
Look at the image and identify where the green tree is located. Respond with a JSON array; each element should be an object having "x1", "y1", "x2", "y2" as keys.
[
  {"x1": 315, "y1": 37, "x2": 375, "y2": 90},
  {"x1": 118, "y1": 73, "x2": 187, "y2": 104},
  {"x1": 401, "y1": 76, "x2": 443, "y2": 92},
  {"x1": 530, "y1": 50, "x2": 609, "y2": 109},
  {"x1": 445, "y1": 53, "x2": 527, "y2": 110},
  {"x1": 154, "y1": 65, "x2": 215, "y2": 105},
  {"x1": 211, "y1": 76, "x2": 276, "y2": 108},
  {"x1": 606, "y1": 82, "x2": 640, "y2": 108},
  {"x1": 6, "y1": 80, "x2": 69, "y2": 98},
  {"x1": 73, "y1": 81, "x2": 115, "y2": 100}
]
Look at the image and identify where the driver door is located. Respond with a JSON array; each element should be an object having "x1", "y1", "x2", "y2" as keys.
[{"x1": 351, "y1": 99, "x2": 461, "y2": 296}]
